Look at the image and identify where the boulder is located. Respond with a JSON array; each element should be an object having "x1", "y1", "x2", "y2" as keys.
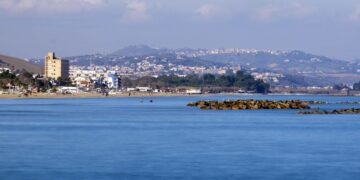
[{"x1": 298, "y1": 108, "x2": 360, "y2": 115}]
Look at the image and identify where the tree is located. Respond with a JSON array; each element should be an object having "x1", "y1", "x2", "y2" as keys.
[
  {"x1": 135, "y1": 76, "x2": 157, "y2": 87},
  {"x1": 0, "y1": 71, "x2": 16, "y2": 79},
  {"x1": 121, "y1": 77, "x2": 133, "y2": 88},
  {"x1": 253, "y1": 80, "x2": 270, "y2": 93},
  {"x1": 116, "y1": 70, "x2": 270, "y2": 93},
  {"x1": 56, "y1": 77, "x2": 73, "y2": 86},
  {"x1": 34, "y1": 79, "x2": 51, "y2": 92},
  {"x1": 203, "y1": 74, "x2": 216, "y2": 84},
  {"x1": 0, "y1": 71, "x2": 16, "y2": 89},
  {"x1": 354, "y1": 81, "x2": 360, "y2": 91},
  {"x1": 333, "y1": 84, "x2": 347, "y2": 91},
  {"x1": 16, "y1": 71, "x2": 35, "y2": 88}
]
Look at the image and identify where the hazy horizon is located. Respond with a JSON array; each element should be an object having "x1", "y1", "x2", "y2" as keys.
[{"x1": 1, "y1": 0, "x2": 360, "y2": 60}]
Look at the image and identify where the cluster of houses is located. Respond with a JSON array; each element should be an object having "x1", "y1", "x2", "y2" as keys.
[
  {"x1": 70, "y1": 69, "x2": 120, "y2": 90},
  {"x1": 68, "y1": 55, "x2": 243, "y2": 79},
  {"x1": 2, "y1": 52, "x2": 359, "y2": 96},
  {"x1": 125, "y1": 87, "x2": 202, "y2": 94},
  {"x1": 1, "y1": 52, "x2": 205, "y2": 95},
  {"x1": 251, "y1": 72, "x2": 285, "y2": 84}
]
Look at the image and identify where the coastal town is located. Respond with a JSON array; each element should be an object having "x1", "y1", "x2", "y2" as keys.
[
  {"x1": 0, "y1": 51, "x2": 360, "y2": 97},
  {"x1": 0, "y1": 52, "x2": 259, "y2": 97},
  {"x1": 3, "y1": 1, "x2": 360, "y2": 179}
]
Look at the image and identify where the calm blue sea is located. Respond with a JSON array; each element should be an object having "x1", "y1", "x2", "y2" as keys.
[{"x1": 0, "y1": 95, "x2": 360, "y2": 180}]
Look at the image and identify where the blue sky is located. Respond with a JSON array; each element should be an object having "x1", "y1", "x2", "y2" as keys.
[{"x1": 0, "y1": 0, "x2": 360, "y2": 60}]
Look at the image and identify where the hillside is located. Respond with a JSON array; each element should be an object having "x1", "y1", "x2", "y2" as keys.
[
  {"x1": 28, "y1": 46, "x2": 360, "y2": 86},
  {"x1": 195, "y1": 50, "x2": 357, "y2": 74},
  {"x1": 112, "y1": 45, "x2": 171, "y2": 57},
  {"x1": 189, "y1": 49, "x2": 360, "y2": 85},
  {"x1": 0, "y1": 54, "x2": 43, "y2": 74}
]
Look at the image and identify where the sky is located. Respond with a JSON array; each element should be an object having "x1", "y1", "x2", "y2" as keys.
[{"x1": 0, "y1": 0, "x2": 360, "y2": 60}]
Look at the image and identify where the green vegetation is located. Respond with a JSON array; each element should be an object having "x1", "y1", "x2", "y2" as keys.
[
  {"x1": 0, "y1": 70, "x2": 64, "y2": 92},
  {"x1": 126, "y1": 71, "x2": 270, "y2": 93},
  {"x1": 0, "y1": 70, "x2": 34, "y2": 89},
  {"x1": 56, "y1": 77, "x2": 73, "y2": 86},
  {"x1": 333, "y1": 84, "x2": 348, "y2": 91},
  {"x1": 353, "y1": 81, "x2": 360, "y2": 91},
  {"x1": 1, "y1": 70, "x2": 270, "y2": 94}
]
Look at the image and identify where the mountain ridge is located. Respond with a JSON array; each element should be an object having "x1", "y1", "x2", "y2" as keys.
[
  {"x1": 28, "y1": 45, "x2": 360, "y2": 86},
  {"x1": 0, "y1": 54, "x2": 43, "y2": 74}
]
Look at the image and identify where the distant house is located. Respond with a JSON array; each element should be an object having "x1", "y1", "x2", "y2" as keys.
[
  {"x1": 186, "y1": 89, "x2": 202, "y2": 94},
  {"x1": 106, "y1": 71, "x2": 119, "y2": 89},
  {"x1": 126, "y1": 88, "x2": 136, "y2": 92},
  {"x1": 238, "y1": 89, "x2": 246, "y2": 93},
  {"x1": 59, "y1": 87, "x2": 78, "y2": 94},
  {"x1": 340, "y1": 88, "x2": 351, "y2": 95},
  {"x1": 349, "y1": 90, "x2": 360, "y2": 96},
  {"x1": 136, "y1": 87, "x2": 152, "y2": 92}
]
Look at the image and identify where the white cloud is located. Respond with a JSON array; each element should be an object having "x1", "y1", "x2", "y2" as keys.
[
  {"x1": 254, "y1": 2, "x2": 316, "y2": 21},
  {"x1": 83, "y1": 0, "x2": 104, "y2": 6},
  {"x1": 350, "y1": 4, "x2": 360, "y2": 21},
  {"x1": 0, "y1": 0, "x2": 106, "y2": 13},
  {"x1": 290, "y1": 2, "x2": 316, "y2": 17},
  {"x1": 196, "y1": 4, "x2": 219, "y2": 18},
  {"x1": 256, "y1": 5, "x2": 280, "y2": 20},
  {"x1": 0, "y1": 0, "x2": 15, "y2": 8},
  {"x1": 122, "y1": 1, "x2": 151, "y2": 22}
]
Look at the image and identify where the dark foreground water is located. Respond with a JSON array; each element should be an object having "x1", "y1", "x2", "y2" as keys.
[{"x1": 0, "y1": 95, "x2": 360, "y2": 180}]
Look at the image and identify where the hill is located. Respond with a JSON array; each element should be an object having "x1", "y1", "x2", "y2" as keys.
[
  {"x1": 0, "y1": 54, "x2": 43, "y2": 74},
  {"x1": 112, "y1": 45, "x2": 170, "y2": 57},
  {"x1": 178, "y1": 49, "x2": 360, "y2": 85},
  {"x1": 28, "y1": 46, "x2": 360, "y2": 86},
  {"x1": 194, "y1": 50, "x2": 357, "y2": 74}
]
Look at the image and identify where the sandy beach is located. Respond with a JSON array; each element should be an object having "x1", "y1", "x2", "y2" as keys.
[{"x1": 0, "y1": 92, "x2": 202, "y2": 99}]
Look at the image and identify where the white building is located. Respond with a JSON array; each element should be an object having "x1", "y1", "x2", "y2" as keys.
[
  {"x1": 126, "y1": 88, "x2": 136, "y2": 92},
  {"x1": 186, "y1": 89, "x2": 202, "y2": 94},
  {"x1": 106, "y1": 71, "x2": 119, "y2": 89},
  {"x1": 59, "y1": 87, "x2": 78, "y2": 94},
  {"x1": 136, "y1": 87, "x2": 152, "y2": 92}
]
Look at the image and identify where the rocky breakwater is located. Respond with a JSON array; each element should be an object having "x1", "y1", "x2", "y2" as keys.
[
  {"x1": 304, "y1": 101, "x2": 328, "y2": 104},
  {"x1": 336, "y1": 102, "x2": 360, "y2": 104},
  {"x1": 187, "y1": 99, "x2": 311, "y2": 110},
  {"x1": 298, "y1": 108, "x2": 360, "y2": 115}
]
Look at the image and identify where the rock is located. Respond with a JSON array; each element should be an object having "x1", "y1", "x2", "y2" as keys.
[
  {"x1": 304, "y1": 101, "x2": 328, "y2": 104},
  {"x1": 197, "y1": 101, "x2": 207, "y2": 107},
  {"x1": 200, "y1": 105, "x2": 210, "y2": 110},
  {"x1": 298, "y1": 108, "x2": 360, "y2": 115},
  {"x1": 188, "y1": 99, "x2": 311, "y2": 110}
]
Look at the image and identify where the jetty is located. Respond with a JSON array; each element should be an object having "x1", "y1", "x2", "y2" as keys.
[{"x1": 187, "y1": 99, "x2": 311, "y2": 110}]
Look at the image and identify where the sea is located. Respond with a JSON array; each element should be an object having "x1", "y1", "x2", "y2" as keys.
[{"x1": 0, "y1": 95, "x2": 360, "y2": 180}]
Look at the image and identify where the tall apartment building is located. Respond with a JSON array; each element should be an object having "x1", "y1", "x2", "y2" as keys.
[{"x1": 44, "y1": 52, "x2": 69, "y2": 79}]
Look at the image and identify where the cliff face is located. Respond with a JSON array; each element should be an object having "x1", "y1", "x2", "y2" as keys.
[{"x1": 0, "y1": 54, "x2": 43, "y2": 74}]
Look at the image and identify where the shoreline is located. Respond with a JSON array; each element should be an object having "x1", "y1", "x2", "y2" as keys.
[
  {"x1": 0, "y1": 92, "x2": 358, "y2": 99},
  {"x1": 0, "y1": 92, "x2": 212, "y2": 99}
]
